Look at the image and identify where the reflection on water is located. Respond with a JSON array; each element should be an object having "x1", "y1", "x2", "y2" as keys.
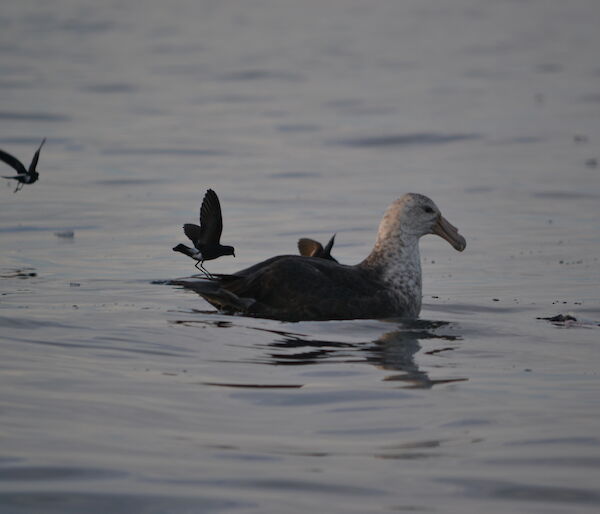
[
  {"x1": 169, "y1": 314, "x2": 466, "y2": 389},
  {"x1": 0, "y1": 466, "x2": 125, "y2": 482},
  {"x1": 217, "y1": 69, "x2": 304, "y2": 82},
  {"x1": 100, "y1": 147, "x2": 226, "y2": 157},
  {"x1": 331, "y1": 132, "x2": 482, "y2": 148},
  {"x1": 366, "y1": 328, "x2": 466, "y2": 388},
  {"x1": 440, "y1": 477, "x2": 600, "y2": 506},
  {"x1": 0, "y1": 111, "x2": 70, "y2": 122},
  {"x1": 0, "y1": 493, "x2": 245, "y2": 514},
  {"x1": 258, "y1": 322, "x2": 466, "y2": 388}
]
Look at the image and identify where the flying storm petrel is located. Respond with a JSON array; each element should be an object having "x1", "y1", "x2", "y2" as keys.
[
  {"x1": 0, "y1": 138, "x2": 46, "y2": 193},
  {"x1": 173, "y1": 189, "x2": 235, "y2": 276}
]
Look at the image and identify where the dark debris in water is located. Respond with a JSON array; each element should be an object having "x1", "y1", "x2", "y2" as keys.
[
  {"x1": 0, "y1": 269, "x2": 37, "y2": 279},
  {"x1": 538, "y1": 314, "x2": 577, "y2": 324},
  {"x1": 537, "y1": 314, "x2": 599, "y2": 328}
]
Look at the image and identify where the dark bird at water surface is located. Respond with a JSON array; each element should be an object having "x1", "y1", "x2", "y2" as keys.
[
  {"x1": 298, "y1": 234, "x2": 338, "y2": 262},
  {"x1": 0, "y1": 138, "x2": 46, "y2": 192},
  {"x1": 173, "y1": 189, "x2": 235, "y2": 276},
  {"x1": 171, "y1": 193, "x2": 466, "y2": 321}
]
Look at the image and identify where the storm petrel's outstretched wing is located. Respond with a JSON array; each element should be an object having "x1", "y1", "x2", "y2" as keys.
[
  {"x1": 28, "y1": 138, "x2": 46, "y2": 174},
  {"x1": 199, "y1": 188, "x2": 223, "y2": 245},
  {"x1": 0, "y1": 148, "x2": 27, "y2": 176},
  {"x1": 183, "y1": 189, "x2": 223, "y2": 248}
]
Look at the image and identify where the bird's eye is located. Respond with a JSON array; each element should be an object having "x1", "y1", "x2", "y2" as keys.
[{"x1": 423, "y1": 206, "x2": 435, "y2": 214}]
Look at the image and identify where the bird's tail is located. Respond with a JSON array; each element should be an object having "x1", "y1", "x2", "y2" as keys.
[
  {"x1": 173, "y1": 244, "x2": 196, "y2": 257},
  {"x1": 169, "y1": 277, "x2": 255, "y2": 313}
]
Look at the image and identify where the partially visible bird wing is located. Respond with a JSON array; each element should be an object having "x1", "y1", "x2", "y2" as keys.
[
  {"x1": 298, "y1": 234, "x2": 337, "y2": 262},
  {"x1": 0, "y1": 149, "x2": 27, "y2": 175},
  {"x1": 298, "y1": 238, "x2": 324, "y2": 257},
  {"x1": 28, "y1": 138, "x2": 46, "y2": 174},
  {"x1": 183, "y1": 224, "x2": 202, "y2": 246},
  {"x1": 199, "y1": 189, "x2": 223, "y2": 245},
  {"x1": 322, "y1": 234, "x2": 336, "y2": 259}
]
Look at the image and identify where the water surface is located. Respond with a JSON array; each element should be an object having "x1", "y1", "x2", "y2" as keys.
[{"x1": 1, "y1": 0, "x2": 599, "y2": 512}]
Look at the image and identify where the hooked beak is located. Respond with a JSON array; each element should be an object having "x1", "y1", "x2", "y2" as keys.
[{"x1": 432, "y1": 215, "x2": 466, "y2": 251}]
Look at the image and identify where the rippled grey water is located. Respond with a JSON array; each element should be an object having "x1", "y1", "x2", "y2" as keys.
[{"x1": 1, "y1": 0, "x2": 599, "y2": 512}]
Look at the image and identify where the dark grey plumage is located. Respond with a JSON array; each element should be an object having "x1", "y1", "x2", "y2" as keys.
[
  {"x1": 179, "y1": 256, "x2": 400, "y2": 321},
  {"x1": 0, "y1": 138, "x2": 46, "y2": 192}
]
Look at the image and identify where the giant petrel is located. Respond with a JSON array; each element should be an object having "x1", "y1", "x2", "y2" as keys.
[{"x1": 171, "y1": 193, "x2": 466, "y2": 321}]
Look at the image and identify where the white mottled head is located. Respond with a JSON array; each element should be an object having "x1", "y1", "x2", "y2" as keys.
[
  {"x1": 361, "y1": 193, "x2": 466, "y2": 317},
  {"x1": 376, "y1": 193, "x2": 466, "y2": 251}
]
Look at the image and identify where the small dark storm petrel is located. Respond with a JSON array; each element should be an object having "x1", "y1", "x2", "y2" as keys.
[
  {"x1": 173, "y1": 189, "x2": 235, "y2": 276},
  {"x1": 298, "y1": 234, "x2": 338, "y2": 262},
  {"x1": 0, "y1": 138, "x2": 46, "y2": 193}
]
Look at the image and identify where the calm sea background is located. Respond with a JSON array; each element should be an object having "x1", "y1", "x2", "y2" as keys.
[{"x1": 1, "y1": 0, "x2": 599, "y2": 512}]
